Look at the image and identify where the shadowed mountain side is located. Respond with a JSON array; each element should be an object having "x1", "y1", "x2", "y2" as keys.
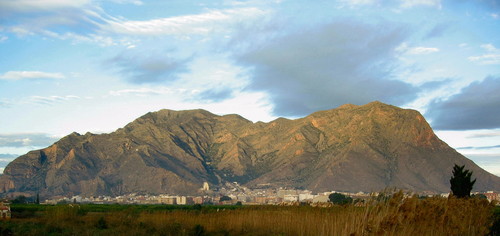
[{"x1": 1, "y1": 102, "x2": 498, "y2": 197}]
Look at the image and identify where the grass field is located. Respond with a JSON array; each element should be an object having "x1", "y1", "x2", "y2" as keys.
[{"x1": 1, "y1": 193, "x2": 498, "y2": 235}]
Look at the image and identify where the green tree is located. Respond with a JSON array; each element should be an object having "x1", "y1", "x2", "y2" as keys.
[
  {"x1": 450, "y1": 164, "x2": 476, "y2": 198},
  {"x1": 219, "y1": 196, "x2": 232, "y2": 202},
  {"x1": 328, "y1": 193, "x2": 353, "y2": 205},
  {"x1": 11, "y1": 195, "x2": 27, "y2": 204}
]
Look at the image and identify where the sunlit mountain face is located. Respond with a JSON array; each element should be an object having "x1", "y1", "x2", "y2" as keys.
[{"x1": 0, "y1": 0, "x2": 499, "y2": 176}]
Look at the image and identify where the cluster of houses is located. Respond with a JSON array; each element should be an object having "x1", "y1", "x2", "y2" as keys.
[
  {"x1": 42, "y1": 182, "x2": 374, "y2": 205},
  {"x1": 0, "y1": 182, "x2": 497, "y2": 221},
  {"x1": 42, "y1": 190, "x2": 500, "y2": 206},
  {"x1": 39, "y1": 182, "x2": 500, "y2": 206}
]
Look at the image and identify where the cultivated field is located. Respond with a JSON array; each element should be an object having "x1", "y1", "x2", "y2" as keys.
[{"x1": 1, "y1": 193, "x2": 498, "y2": 236}]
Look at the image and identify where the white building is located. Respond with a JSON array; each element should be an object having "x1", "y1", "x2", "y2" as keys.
[
  {"x1": 202, "y1": 182, "x2": 210, "y2": 191},
  {"x1": 176, "y1": 196, "x2": 187, "y2": 205},
  {"x1": 312, "y1": 195, "x2": 329, "y2": 203},
  {"x1": 283, "y1": 194, "x2": 299, "y2": 202},
  {"x1": 299, "y1": 193, "x2": 315, "y2": 202}
]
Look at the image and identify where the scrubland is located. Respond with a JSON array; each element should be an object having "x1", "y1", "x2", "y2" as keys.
[{"x1": 1, "y1": 193, "x2": 498, "y2": 235}]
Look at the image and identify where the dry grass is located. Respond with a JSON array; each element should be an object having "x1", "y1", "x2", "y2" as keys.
[{"x1": 1, "y1": 193, "x2": 496, "y2": 235}]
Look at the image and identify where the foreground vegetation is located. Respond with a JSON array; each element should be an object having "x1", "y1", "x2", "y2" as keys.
[{"x1": 1, "y1": 193, "x2": 498, "y2": 235}]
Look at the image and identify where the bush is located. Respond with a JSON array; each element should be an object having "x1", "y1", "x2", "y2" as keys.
[
  {"x1": 95, "y1": 216, "x2": 108, "y2": 229},
  {"x1": 329, "y1": 193, "x2": 353, "y2": 205}
]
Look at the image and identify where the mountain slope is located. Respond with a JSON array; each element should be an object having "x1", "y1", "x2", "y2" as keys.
[{"x1": 1, "y1": 102, "x2": 498, "y2": 197}]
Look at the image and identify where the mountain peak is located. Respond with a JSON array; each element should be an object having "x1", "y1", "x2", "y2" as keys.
[{"x1": 1, "y1": 102, "x2": 498, "y2": 197}]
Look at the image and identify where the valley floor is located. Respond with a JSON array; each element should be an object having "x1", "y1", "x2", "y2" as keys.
[{"x1": 1, "y1": 194, "x2": 498, "y2": 236}]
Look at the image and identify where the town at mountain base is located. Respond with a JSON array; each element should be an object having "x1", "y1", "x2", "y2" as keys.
[{"x1": 1, "y1": 101, "x2": 499, "y2": 198}]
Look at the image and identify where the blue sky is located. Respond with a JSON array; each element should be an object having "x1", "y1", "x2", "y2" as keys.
[{"x1": 0, "y1": 0, "x2": 499, "y2": 176}]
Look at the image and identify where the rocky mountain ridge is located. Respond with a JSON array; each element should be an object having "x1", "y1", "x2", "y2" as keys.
[{"x1": 1, "y1": 101, "x2": 499, "y2": 197}]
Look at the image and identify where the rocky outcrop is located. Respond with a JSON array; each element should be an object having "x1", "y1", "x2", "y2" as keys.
[{"x1": 1, "y1": 102, "x2": 498, "y2": 197}]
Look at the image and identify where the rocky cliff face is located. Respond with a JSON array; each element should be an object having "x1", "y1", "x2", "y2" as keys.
[{"x1": 1, "y1": 102, "x2": 499, "y2": 197}]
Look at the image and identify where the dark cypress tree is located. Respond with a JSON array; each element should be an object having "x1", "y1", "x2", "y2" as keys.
[{"x1": 450, "y1": 164, "x2": 476, "y2": 198}]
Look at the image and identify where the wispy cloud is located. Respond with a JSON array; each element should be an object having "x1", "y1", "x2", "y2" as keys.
[
  {"x1": 28, "y1": 95, "x2": 80, "y2": 106},
  {"x1": 0, "y1": 71, "x2": 65, "y2": 80},
  {"x1": 0, "y1": 0, "x2": 119, "y2": 46},
  {"x1": 339, "y1": 0, "x2": 442, "y2": 8},
  {"x1": 109, "y1": 0, "x2": 143, "y2": 6},
  {"x1": 196, "y1": 88, "x2": 235, "y2": 103},
  {"x1": 0, "y1": 133, "x2": 59, "y2": 148},
  {"x1": 0, "y1": 0, "x2": 91, "y2": 13},
  {"x1": 397, "y1": 43, "x2": 440, "y2": 55},
  {"x1": 107, "y1": 52, "x2": 190, "y2": 84},
  {"x1": 0, "y1": 154, "x2": 17, "y2": 159},
  {"x1": 408, "y1": 47, "x2": 440, "y2": 55},
  {"x1": 468, "y1": 44, "x2": 500, "y2": 65},
  {"x1": 102, "y1": 7, "x2": 268, "y2": 36},
  {"x1": 457, "y1": 145, "x2": 500, "y2": 150},
  {"x1": 109, "y1": 87, "x2": 175, "y2": 96},
  {"x1": 400, "y1": 0, "x2": 441, "y2": 9},
  {"x1": 424, "y1": 23, "x2": 449, "y2": 39},
  {"x1": 338, "y1": 0, "x2": 378, "y2": 7},
  {"x1": 467, "y1": 131, "x2": 500, "y2": 139},
  {"x1": 0, "y1": 100, "x2": 11, "y2": 108}
]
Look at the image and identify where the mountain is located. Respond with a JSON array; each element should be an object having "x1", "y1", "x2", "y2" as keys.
[{"x1": 1, "y1": 102, "x2": 499, "y2": 197}]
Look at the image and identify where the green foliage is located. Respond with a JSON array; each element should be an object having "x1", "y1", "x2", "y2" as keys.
[
  {"x1": 95, "y1": 216, "x2": 108, "y2": 229},
  {"x1": 450, "y1": 164, "x2": 476, "y2": 198},
  {"x1": 490, "y1": 206, "x2": 500, "y2": 236},
  {"x1": 219, "y1": 196, "x2": 232, "y2": 202},
  {"x1": 191, "y1": 224, "x2": 205, "y2": 236},
  {"x1": 473, "y1": 194, "x2": 487, "y2": 199},
  {"x1": 11, "y1": 195, "x2": 27, "y2": 204},
  {"x1": 328, "y1": 193, "x2": 353, "y2": 205},
  {"x1": 192, "y1": 204, "x2": 202, "y2": 211}
]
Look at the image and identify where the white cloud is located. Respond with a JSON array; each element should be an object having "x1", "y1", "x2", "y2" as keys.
[
  {"x1": 468, "y1": 44, "x2": 500, "y2": 65},
  {"x1": 469, "y1": 54, "x2": 500, "y2": 65},
  {"x1": 43, "y1": 32, "x2": 119, "y2": 47},
  {"x1": 0, "y1": 100, "x2": 10, "y2": 108},
  {"x1": 0, "y1": 133, "x2": 59, "y2": 148},
  {"x1": 9, "y1": 27, "x2": 34, "y2": 36},
  {"x1": 109, "y1": 87, "x2": 176, "y2": 96},
  {"x1": 0, "y1": 35, "x2": 7, "y2": 42},
  {"x1": 481, "y1": 44, "x2": 499, "y2": 52},
  {"x1": 109, "y1": 0, "x2": 143, "y2": 5},
  {"x1": 102, "y1": 7, "x2": 268, "y2": 36},
  {"x1": 28, "y1": 95, "x2": 80, "y2": 105},
  {"x1": 337, "y1": 0, "x2": 442, "y2": 8},
  {"x1": 492, "y1": 13, "x2": 499, "y2": 19},
  {"x1": 338, "y1": 0, "x2": 377, "y2": 6},
  {"x1": 408, "y1": 47, "x2": 440, "y2": 55},
  {"x1": 0, "y1": 71, "x2": 65, "y2": 80},
  {"x1": 400, "y1": 0, "x2": 441, "y2": 8},
  {"x1": 396, "y1": 43, "x2": 440, "y2": 55},
  {"x1": 0, "y1": 0, "x2": 91, "y2": 13}
]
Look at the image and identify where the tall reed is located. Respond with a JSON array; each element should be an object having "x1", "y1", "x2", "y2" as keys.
[{"x1": 1, "y1": 194, "x2": 496, "y2": 235}]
